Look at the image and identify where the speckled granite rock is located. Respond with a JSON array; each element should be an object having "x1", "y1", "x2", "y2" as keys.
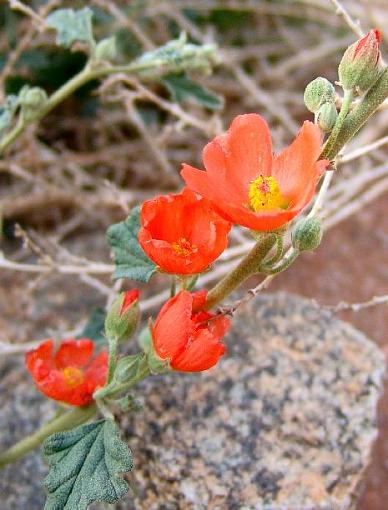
[{"x1": 0, "y1": 293, "x2": 385, "y2": 510}]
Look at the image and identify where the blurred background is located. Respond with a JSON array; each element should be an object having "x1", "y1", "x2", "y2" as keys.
[{"x1": 0, "y1": 1, "x2": 387, "y2": 508}]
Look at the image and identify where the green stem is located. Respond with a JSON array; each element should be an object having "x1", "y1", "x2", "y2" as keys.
[
  {"x1": 0, "y1": 353, "x2": 151, "y2": 468},
  {"x1": 0, "y1": 403, "x2": 96, "y2": 468},
  {"x1": 321, "y1": 67, "x2": 388, "y2": 160},
  {"x1": 107, "y1": 337, "x2": 118, "y2": 384},
  {"x1": 260, "y1": 249, "x2": 299, "y2": 275},
  {"x1": 170, "y1": 276, "x2": 177, "y2": 297},
  {"x1": 0, "y1": 58, "x2": 187, "y2": 155},
  {"x1": 260, "y1": 234, "x2": 284, "y2": 269},
  {"x1": 321, "y1": 89, "x2": 353, "y2": 161},
  {"x1": 205, "y1": 234, "x2": 277, "y2": 310}
]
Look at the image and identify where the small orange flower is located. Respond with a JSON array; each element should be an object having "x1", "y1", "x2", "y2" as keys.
[
  {"x1": 25, "y1": 339, "x2": 108, "y2": 406},
  {"x1": 181, "y1": 114, "x2": 329, "y2": 231},
  {"x1": 138, "y1": 188, "x2": 231, "y2": 275},
  {"x1": 152, "y1": 290, "x2": 230, "y2": 372}
]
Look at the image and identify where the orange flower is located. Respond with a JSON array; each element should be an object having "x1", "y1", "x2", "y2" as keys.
[
  {"x1": 181, "y1": 114, "x2": 329, "y2": 231},
  {"x1": 25, "y1": 339, "x2": 108, "y2": 406},
  {"x1": 138, "y1": 188, "x2": 231, "y2": 275},
  {"x1": 152, "y1": 290, "x2": 230, "y2": 372}
]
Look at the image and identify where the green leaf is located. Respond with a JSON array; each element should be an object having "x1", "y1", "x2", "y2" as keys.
[
  {"x1": 43, "y1": 419, "x2": 133, "y2": 510},
  {"x1": 134, "y1": 33, "x2": 220, "y2": 79},
  {"x1": 77, "y1": 308, "x2": 106, "y2": 348},
  {"x1": 163, "y1": 73, "x2": 224, "y2": 110},
  {"x1": 46, "y1": 8, "x2": 94, "y2": 49},
  {"x1": 107, "y1": 206, "x2": 156, "y2": 282}
]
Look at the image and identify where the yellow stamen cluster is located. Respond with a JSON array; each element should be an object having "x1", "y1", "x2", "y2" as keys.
[
  {"x1": 248, "y1": 175, "x2": 287, "y2": 212},
  {"x1": 171, "y1": 237, "x2": 198, "y2": 257},
  {"x1": 63, "y1": 367, "x2": 84, "y2": 388}
]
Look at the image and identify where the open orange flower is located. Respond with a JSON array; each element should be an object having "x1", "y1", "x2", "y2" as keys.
[
  {"x1": 25, "y1": 339, "x2": 108, "y2": 406},
  {"x1": 138, "y1": 188, "x2": 231, "y2": 275},
  {"x1": 152, "y1": 290, "x2": 230, "y2": 372},
  {"x1": 181, "y1": 114, "x2": 329, "y2": 231}
]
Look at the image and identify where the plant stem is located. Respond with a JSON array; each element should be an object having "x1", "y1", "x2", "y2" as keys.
[
  {"x1": 321, "y1": 67, "x2": 388, "y2": 160},
  {"x1": 0, "y1": 58, "x2": 196, "y2": 155},
  {"x1": 0, "y1": 357, "x2": 152, "y2": 469},
  {"x1": 107, "y1": 337, "x2": 118, "y2": 384},
  {"x1": 321, "y1": 89, "x2": 353, "y2": 161},
  {"x1": 205, "y1": 234, "x2": 277, "y2": 310},
  {"x1": 260, "y1": 248, "x2": 299, "y2": 275},
  {"x1": 0, "y1": 403, "x2": 96, "y2": 468}
]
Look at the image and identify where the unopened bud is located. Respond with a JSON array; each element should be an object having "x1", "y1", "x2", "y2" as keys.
[
  {"x1": 338, "y1": 29, "x2": 383, "y2": 94},
  {"x1": 105, "y1": 289, "x2": 140, "y2": 342},
  {"x1": 316, "y1": 101, "x2": 338, "y2": 132},
  {"x1": 19, "y1": 86, "x2": 48, "y2": 121},
  {"x1": 95, "y1": 36, "x2": 117, "y2": 62},
  {"x1": 292, "y1": 217, "x2": 322, "y2": 252},
  {"x1": 115, "y1": 354, "x2": 142, "y2": 383},
  {"x1": 304, "y1": 77, "x2": 335, "y2": 113}
]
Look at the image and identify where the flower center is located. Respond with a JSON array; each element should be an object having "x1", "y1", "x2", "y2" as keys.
[
  {"x1": 171, "y1": 237, "x2": 198, "y2": 257},
  {"x1": 248, "y1": 175, "x2": 288, "y2": 212},
  {"x1": 62, "y1": 366, "x2": 84, "y2": 388}
]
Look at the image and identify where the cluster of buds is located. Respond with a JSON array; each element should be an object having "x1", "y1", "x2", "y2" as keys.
[
  {"x1": 304, "y1": 77, "x2": 338, "y2": 132},
  {"x1": 304, "y1": 29, "x2": 384, "y2": 134}
]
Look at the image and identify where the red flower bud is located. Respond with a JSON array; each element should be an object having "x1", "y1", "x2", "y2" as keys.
[
  {"x1": 152, "y1": 290, "x2": 230, "y2": 372},
  {"x1": 105, "y1": 289, "x2": 140, "y2": 342},
  {"x1": 120, "y1": 289, "x2": 140, "y2": 314},
  {"x1": 338, "y1": 29, "x2": 383, "y2": 93},
  {"x1": 25, "y1": 339, "x2": 108, "y2": 406},
  {"x1": 138, "y1": 188, "x2": 231, "y2": 275}
]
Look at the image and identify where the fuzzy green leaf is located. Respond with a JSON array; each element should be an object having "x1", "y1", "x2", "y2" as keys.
[
  {"x1": 46, "y1": 8, "x2": 94, "y2": 49},
  {"x1": 77, "y1": 308, "x2": 106, "y2": 348},
  {"x1": 43, "y1": 419, "x2": 133, "y2": 510},
  {"x1": 163, "y1": 73, "x2": 223, "y2": 110},
  {"x1": 106, "y1": 206, "x2": 156, "y2": 282}
]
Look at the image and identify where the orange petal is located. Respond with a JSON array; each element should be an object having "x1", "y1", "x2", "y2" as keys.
[
  {"x1": 171, "y1": 328, "x2": 226, "y2": 372},
  {"x1": 204, "y1": 114, "x2": 273, "y2": 193},
  {"x1": 272, "y1": 121, "x2": 324, "y2": 203},
  {"x1": 55, "y1": 339, "x2": 94, "y2": 369},
  {"x1": 153, "y1": 290, "x2": 193, "y2": 359}
]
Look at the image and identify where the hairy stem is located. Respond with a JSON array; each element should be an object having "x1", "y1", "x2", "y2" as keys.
[
  {"x1": 0, "y1": 58, "x2": 200, "y2": 155},
  {"x1": 321, "y1": 89, "x2": 353, "y2": 161},
  {"x1": 0, "y1": 354, "x2": 151, "y2": 468},
  {"x1": 321, "y1": 67, "x2": 388, "y2": 160},
  {"x1": 205, "y1": 234, "x2": 277, "y2": 310},
  {"x1": 0, "y1": 403, "x2": 96, "y2": 468}
]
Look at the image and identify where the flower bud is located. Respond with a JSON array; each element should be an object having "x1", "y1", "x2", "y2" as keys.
[
  {"x1": 115, "y1": 354, "x2": 143, "y2": 383},
  {"x1": 338, "y1": 29, "x2": 383, "y2": 94},
  {"x1": 292, "y1": 217, "x2": 322, "y2": 252},
  {"x1": 304, "y1": 77, "x2": 335, "y2": 113},
  {"x1": 19, "y1": 86, "x2": 48, "y2": 121},
  {"x1": 316, "y1": 101, "x2": 338, "y2": 132},
  {"x1": 19, "y1": 86, "x2": 48, "y2": 108},
  {"x1": 105, "y1": 290, "x2": 140, "y2": 342},
  {"x1": 95, "y1": 36, "x2": 117, "y2": 62}
]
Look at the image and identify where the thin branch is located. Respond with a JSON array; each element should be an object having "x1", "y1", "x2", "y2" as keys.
[
  {"x1": 329, "y1": 0, "x2": 364, "y2": 37},
  {"x1": 327, "y1": 294, "x2": 388, "y2": 312}
]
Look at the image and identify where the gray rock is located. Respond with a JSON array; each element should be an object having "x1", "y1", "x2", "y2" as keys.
[{"x1": 0, "y1": 293, "x2": 385, "y2": 510}]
